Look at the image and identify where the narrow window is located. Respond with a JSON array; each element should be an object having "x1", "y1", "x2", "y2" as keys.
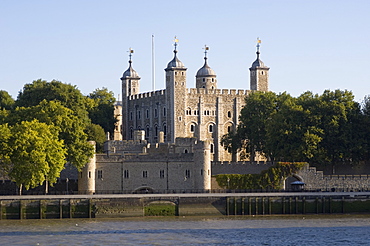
[
  {"x1": 184, "y1": 149, "x2": 188, "y2": 153},
  {"x1": 160, "y1": 170, "x2": 165, "y2": 179},
  {"x1": 163, "y1": 107, "x2": 166, "y2": 116},
  {"x1": 97, "y1": 170, "x2": 103, "y2": 179},
  {"x1": 146, "y1": 126, "x2": 150, "y2": 138},
  {"x1": 124, "y1": 170, "x2": 130, "y2": 178},
  {"x1": 185, "y1": 170, "x2": 191, "y2": 179},
  {"x1": 88, "y1": 171, "x2": 91, "y2": 179},
  {"x1": 130, "y1": 111, "x2": 133, "y2": 120},
  {"x1": 210, "y1": 144, "x2": 214, "y2": 153},
  {"x1": 143, "y1": 170, "x2": 148, "y2": 178},
  {"x1": 146, "y1": 109, "x2": 149, "y2": 118},
  {"x1": 227, "y1": 125, "x2": 231, "y2": 132},
  {"x1": 154, "y1": 108, "x2": 158, "y2": 118},
  {"x1": 190, "y1": 124, "x2": 195, "y2": 133},
  {"x1": 209, "y1": 124, "x2": 213, "y2": 133},
  {"x1": 227, "y1": 111, "x2": 231, "y2": 118},
  {"x1": 138, "y1": 110, "x2": 141, "y2": 119}
]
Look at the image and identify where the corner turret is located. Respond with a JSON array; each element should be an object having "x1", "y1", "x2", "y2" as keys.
[
  {"x1": 196, "y1": 45, "x2": 217, "y2": 89},
  {"x1": 249, "y1": 38, "x2": 269, "y2": 91}
]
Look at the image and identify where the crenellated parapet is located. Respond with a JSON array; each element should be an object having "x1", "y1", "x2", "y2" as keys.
[
  {"x1": 187, "y1": 88, "x2": 250, "y2": 96},
  {"x1": 128, "y1": 89, "x2": 166, "y2": 100}
]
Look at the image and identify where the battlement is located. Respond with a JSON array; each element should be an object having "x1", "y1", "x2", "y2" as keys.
[
  {"x1": 188, "y1": 88, "x2": 250, "y2": 96},
  {"x1": 128, "y1": 89, "x2": 166, "y2": 100},
  {"x1": 104, "y1": 139, "x2": 147, "y2": 154}
]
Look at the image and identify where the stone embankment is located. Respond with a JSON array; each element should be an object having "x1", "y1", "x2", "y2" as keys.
[{"x1": 1, "y1": 192, "x2": 370, "y2": 219}]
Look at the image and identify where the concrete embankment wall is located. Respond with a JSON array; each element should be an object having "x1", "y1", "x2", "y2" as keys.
[{"x1": 1, "y1": 193, "x2": 370, "y2": 219}]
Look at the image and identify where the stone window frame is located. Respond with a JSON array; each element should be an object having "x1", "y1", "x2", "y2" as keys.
[
  {"x1": 97, "y1": 170, "x2": 103, "y2": 179},
  {"x1": 124, "y1": 170, "x2": 129, "y2": 179},
  {"x1": 143, "y1": 170, "x2": 148, "y2": 178},
  {"x1": 159, "y1": 170, "x2": 165, "y2": 179},
  {"x1": 185, "y1": 169, "x2": 191, "y2": 179}
]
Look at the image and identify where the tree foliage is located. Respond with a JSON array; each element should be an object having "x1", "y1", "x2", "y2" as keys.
[
  {"x1": 9, "y1": 100, "x2": 93, "y2": 170},
  {"x1": 216, "y1": 162, "x2": 306, "y2": 190},
  {"x1": 87, "y1": 88, "x2": 116, "y2": 136},
  {"x1": 222, "y1": 90, "x2": 368, "y2": 166},
  {"x1": 1, "y1": 120, "x2": 67, "y2": 191}
]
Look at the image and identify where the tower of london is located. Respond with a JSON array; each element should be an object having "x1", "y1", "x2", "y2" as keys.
[
  {"x1": 116, "y1": 39, "x2": 269, "y2": 162},
  {"x1": 79, "y1": 39, "x2": 270, "y2": 194}
]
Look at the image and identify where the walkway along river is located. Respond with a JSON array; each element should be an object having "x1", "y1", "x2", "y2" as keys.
[{"x1": 0, "y1": 192, "x2": 370, "y2": 219}]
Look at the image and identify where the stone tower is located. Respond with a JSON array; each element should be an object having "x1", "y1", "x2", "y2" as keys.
[
  {"x1": 121, "y1": 48, "x2": 140, "y2": 140},
  {"x1": 249, "y1": 38, "x2": 269, "y2": 91},
  {"x1": 195, "y1": 46, "x2": 217, "y2": 89},
  {"x1": 165, "y1": 38, "x2": 187, "y2": 143}
]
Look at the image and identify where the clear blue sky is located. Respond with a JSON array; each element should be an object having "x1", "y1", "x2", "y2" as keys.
[{"x1": 1, "y1": 0, "x2": 369, "y2": 102}]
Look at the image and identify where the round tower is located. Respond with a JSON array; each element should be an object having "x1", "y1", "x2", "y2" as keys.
[
  {"x1": 196, "y1": 45, "x2": 217, "y2": 89},
  {"x1": 194, "y1": 139, "x2": 211, "y2": 190},
  {"x1": 121, "y1": 48, "x2": 140, "y2": 140},
  {"x1": 249, "y1": 38, "x2": 269, "y2": 91},
  {"x1": 78, "y1": 141, "x2": 96, "y2": 194}
]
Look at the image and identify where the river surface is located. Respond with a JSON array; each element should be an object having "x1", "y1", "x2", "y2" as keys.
[{"x1": 0, "y1": 215, "x2": 369, "y2": 245}]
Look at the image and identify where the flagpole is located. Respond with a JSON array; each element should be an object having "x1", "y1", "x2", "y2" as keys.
[{"x1": 152, "y1": 34, "x2": 155, "y2": 91}]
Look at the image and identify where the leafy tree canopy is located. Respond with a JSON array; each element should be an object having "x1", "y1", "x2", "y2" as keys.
[
  {"x1": 9, "y1": 100, "x2": 94, "y2": 170},
  {"x1": 88, "y1": 88, "x2": 117, "y2": 136},
  {"x1": 2, "y1": 120, "x2": 67, "y2": 191}
]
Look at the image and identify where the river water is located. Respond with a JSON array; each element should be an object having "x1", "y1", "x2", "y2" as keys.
[{"x1": 0, "y1": 215, "x2": 369, "y2": 245}]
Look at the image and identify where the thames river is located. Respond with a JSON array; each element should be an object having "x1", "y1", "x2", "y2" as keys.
[{"x1": 0, "y1": 215, "x2": 369, "y2": 245}]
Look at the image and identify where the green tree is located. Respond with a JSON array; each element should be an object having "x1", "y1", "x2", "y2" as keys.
[
  {"x1": 5, "y1": 120, "x2": 67, "y2": 194},
  {"x1": 15, "y1": 79, "x2": 90, "y2": 124},
  {"x1": 221, "y1": 91, "x2": 279, "y2": 161},
  {"x1": 0, "y1": 90, "x2": 14, "y2": 125},
  {"x1": 88, "y1": 88, "x2": 117, "y2": 136},
  {"x1": 0, "y1": 124, "x2": 11, "y2": 177},
  {"x1": 85, "y1": 123, "x2": 106, "y2": 153},
  {"x1": 265, "y1": 94, "x2": 322, "y2": 162},
  {"x1": 9, "y1": 100, "x2": 94, "y2": 170},
  {"x1": 0, "y1": 90, "x2": 15, "y2": 110}
]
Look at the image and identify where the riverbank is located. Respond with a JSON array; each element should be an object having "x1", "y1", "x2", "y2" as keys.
[{"x1": 1, "y1": 192, "x2": 370, "y2": 219}]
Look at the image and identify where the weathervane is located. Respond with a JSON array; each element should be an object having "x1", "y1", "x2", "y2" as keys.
[
  {"x1": 174, "y1": 36, "x2": 179, "y2": 51},
  {"x1": 128, "y1": 48, "x2": 134, "y2": 63},
  {"x1": 256, "y1": 37, "x2": 261, "y2": 53},
  {"x1": 203, "y1": 45, "x2": 209, "y2": 58}
]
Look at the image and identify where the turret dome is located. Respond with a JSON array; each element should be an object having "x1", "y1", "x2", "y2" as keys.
[
  {"x1": 251, "y1": 53, "x2": 266, "y2": 68},
  {"x1": 166, "y1": 50, "x2": 185, "y2": 69},
  {"x1": 196, "y1": 57, "x2": 216, "y2": 77},
  {"x1": 121, "y1": 61, "x2": 139, "y2": 79}
]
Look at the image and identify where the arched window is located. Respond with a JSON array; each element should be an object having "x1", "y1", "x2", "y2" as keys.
[
  {"x1": 227, "y1": 125, "x2": 231, "y2": 133},
  {"x1": 227, "y1": 111, "x2": 231, "y2": 118},
  {"x1": 146, "y1": 126, "x2": 150, "y2": 138},
  {"x1": 209, "y1": 124, "x2": 213, "y2": 133},
  {"x1": 190, "y1": 124, "x2": 195, "y2": 133}
]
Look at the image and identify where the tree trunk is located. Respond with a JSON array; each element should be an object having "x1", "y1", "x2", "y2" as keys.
[
  {"x1": 45, "y1": 180, "x2": 48, "y2": 194},
  {"x1": 19, "y1": 184, "x2": 22, "y2": 196}
]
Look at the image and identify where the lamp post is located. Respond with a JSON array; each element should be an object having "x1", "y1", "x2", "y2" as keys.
[{"x1": 66, "y1": 178, "x2": 69, "y2": 195}]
